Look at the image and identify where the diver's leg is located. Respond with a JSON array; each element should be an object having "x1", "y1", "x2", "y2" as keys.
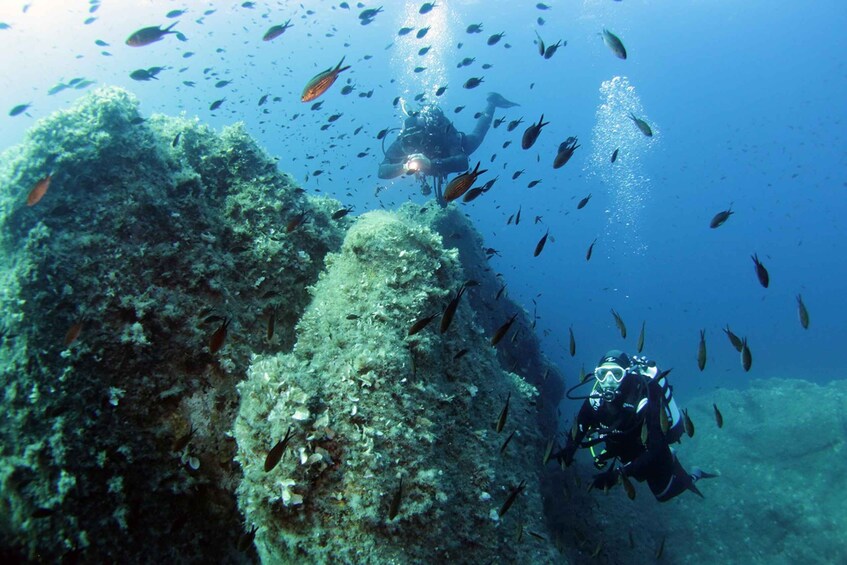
[
  {"x1": 462, "y1": 101, "x2": 496, "y2": 155},
  {"x1": 650, "y1": 454, "x2": 703, "y2": 502},
  {"x1": 434, "y1": 176, "x2": 445, "y2": 208}
]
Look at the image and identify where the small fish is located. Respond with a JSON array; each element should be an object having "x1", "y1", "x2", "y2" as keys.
[
  {"x1": 507, "y1": 118, "x2": 523, "y2": 132},
  {"x1": 209, "y1": 98, "x2": 225, "y2": 111},
  {"x1": 419, "y1": 2, "x2": 437, "y2": 15},
  {"x1": 568, "y1": 326, "x2": 576, "y2": 357},
  {"x1": 31, "y1": 507, "x2": 55, "y2": 519},
  {"x1": 620, "y1": 472, "x2": 636, "y2": 500},
  {"x1": 263, "y1": 20, "x2": 292, "y2": 42},
  {"x1": 542, "y1": 437, "x2": 554, "y2": 465},
  {"x1": 533, "y1": 229, "x2": 549, "y2": 257},
  {"x1": 585, "y1": 238, "x2": 596, "y2": 261},
  {"x1": 498, "y1": 479, "x2": 526, "y2": 517},
  {"x1": 237, "y1": 526, "x2": 258, "y2": 552},
  {"x1": 751, "y1": 253, "x2": 769, "y2": 288},
  {"x1": 64, "y1": 321, "x2": 82, "y2": 347},
  {"x1": 453, "y1": 348, "x2": 469, "y2": 361},
  {"x1": 172, "y1": 132, "x2": 181, "y2": 147},
  {"x1": 26, "y1": 174, "x2": 51, "y2": 206},
  {"x1": 527, "y1": 179, "x2": 542, "y2": 188},
  {"x1": 682, "y1": 408, "x2": 694, "y2": 438},
  {"x1": 416, "y1": 26, "x2": 430, "y2": 39},
  {"x1": 611, "y1": 148, "x2": 619, "y2": 163},
  {"x1": 359, "y1": 6, "x2": 383, "y2": 22},
  {"x1": 435, "y1": 85, "x2": 446, "y2": 96},
  {"x1": 408, "y1": 313, "x2": 438, "y2": 336},
  {"x1": 697, "y1": 329, "x2": 706, "y2": 371},
  {"x1": 495, "y1": 393, "x2": 511, "y2": 433},
  {"x1": 511, "y1": 169, "x2": 525, "y2": 180},
  {"x1": 610, "y1": 309, "x2": 626, "y2": 339},
  {"x1": 491, "y1": 313, "x2": 518, "y2": 346},
  {"x1": 466, "y1": 23, "x2": 483, "y2": 34},
  {"x1": 637, "y1": 321, "x2": 645, "y2": 353},
  {"x1": 487, "y1": 32, "x2": 505, "y2": 46},
  {"x1": 209, "y1": 317, "x2": 230, "y2": 354},
  {"x1": 797, "y1": 294, "x2": 809, "y2": 329},
  {"x1": 723, "y1": 325, "x2": 743, "y2": 352},
  {"x1": 629, "y1": 113, "x2": 653, "y2": 137},
  {"x1": 535, "y1": 31, "x2": 545, "y2": 56},
  {"x1": 521, "y1": 114, "x2": 550, "y2": 149},
  {"x1": 9, "y1": 103, "x2": 30, "y2": 117},
  {"x1": 552, "y1": 136, "x2": 580, "y2": 168},
  {"x1": 576, "y1": 193, "x2": 591, "y2": 209},
  {"x1": 266, "y1": 309, "x2": 276, "y2": 341},
  {"x1": 601, "y1": 28, "x2": 627, "y2": 59},
  {"x1": 301, "y1": 57, "x2": 351, "y2": 102},
  {"x1": 659, "y1": 399, "x2": 669, "y2": 434},
  {"x1": 166, "y1": 9, "x2": 185, "y2": 19},
  {"x1": 286, "y1": 211, "x2": 307, "y2": 233},
  {"x1": 543, "y1": 40, "x2": 563, "y2": 59},
  {"x1": 444, "y1": 161, "x2": 487, "y2": 202},
  {"x1": 515, "y1": 522, "x2": 523, "y2": 542},
  {"x1": 462, "y1": 187, "x2": 485, "y2": 202},
  {"x1": 126, "y1": 22, "x2": 179, "y2": 47},
  {"x1": 440, "y1": 284, "x2": 466, "y2": 333},
  {"x1": 655, "y1": 536, "x2": 666, "y2": 560},
  {"x1": 388, "y1": 477, "x2": 403, "y2": 520},
  {"x1": 591, "y1": 541, "x2": 603, "y2": 558},
  {"x1": 713, "y1": 404, "x2": 723, "y2": 428},
  {"x1": 641, "y1": 419, "x2": 648, "y2": 444},
  {"x1": 495, "y1": 283, "x2": 507, "y2": 301},
  {"x1": 463, "y1": 76, "x2": 484, "y2": 89},
  {"x1": 172, "y1": 424, "x2": 196, "y2": 452},
  {"x1": 398, "y1": 26, "x2": 414, "y2": 36},
  {"x1": 709, "y1": 204, "x2": 734, "y2": 228},
  {"x1": 740, "y1": 337, "x2": 752, "y2": 372},
  {"x1": 331, "y1": 207, "x2": 353, "y2": 220},
  {"x1": 500, "y1": 430, "x2": 516, "y2": 455},
  {"x1": 264, "y1": 426, "x2": 294, "y2": 472}
]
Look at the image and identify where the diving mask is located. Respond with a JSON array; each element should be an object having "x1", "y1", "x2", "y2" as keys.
[{"x1": 594, "y1": 363, "x2": 627, "y2": 393}]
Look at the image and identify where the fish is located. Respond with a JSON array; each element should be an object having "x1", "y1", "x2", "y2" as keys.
[
  {"x1": 263, "y1": 20, "x2": 292, "y2": 41},
  {"x1": 388, "y1": 477, "x2": 403, "y2": 520},
  {"x1": 610, "y1": 309, "x2": 627, "y2": 339},
  {"x1": 533, "y1": 229, "x2": 549, "y2": 257},
  {"x1": 576, "y1": 193, "x2": 591, "y2": 209},
  {"x1": 440, "y1": 284, "x2": 466, "y2": 333},
  {"x1": 487, "y1": 32, "x2": 505, "y2": 46},
  {"x1": 359, "y1": 6, "x2": 383, "y2": 23},
  {"x1": 521, "y1": 114, "x2": 550, "y2": 149},
  {"x1": 301, "y1": 57, "x2": 351, "y2": 102},
  {"x1": 495, "y1": 284, "x2": 507, "y2": 301},
  {"x1": 723, "y1": 325, "x2": 743, "y2": 352},
  {"x1": 209, "y1": 98, "x2": 225, "y2": 111},
  {"x1": 659, "y1": 399, "x2": 669, "y2": 434},
  {"x1": 237, "y1": 526, "x2": 258, "y2": 552},
  {"x1": 511, "y1": 169, "x2": 525, "y2": 180},
  {"x1": 172, "y1": 132, "x2": 181, "y2": 147},
  {"x1": 586, "y1": 238, "x2": 596, "y2": 261},
  {"x1": 553, "y1": 136, "x2": 580, "y2": 168},
  {"x1": 611, "y1": 148, "x2": 619, "y2": 163},
  {"x1": 416, "y1": 26, "x2": 430, "y2": 39},
  {"x1": 544, "y1": 40, "x2": 563, "y2": 59},
  {"x1": 419, "y1": 2, "x2": 437, "y2": 14},
  {"x1": 466, "y1": 23, "x2": 483, "y2": 34},
  {"x1": 129, "y1": 68, "x2": 160, "y2": 81},
  {"x1": 209, "y1": 317, "x2": 230, "y2": 354},
  {"x1": 9, "y1": 103, "x2": 30, "y2": 116},
  {"x1": 26, "y1": 174, "x2": 51, "y2": 206},
  {"x1": 682, "y1": 408, "x2": 694, "y2": 438},
  {"x1": 264, "y1": 426, "x2": 294, "y2": 472},
  {"x1": 569, "y1": 326, "x2": 576, "y2": 357},
  {"x1": 527, "y1": 179, "x2": 542, "y2": 188},
  {"x1": 463, "y1": 76, "x2": 484, "y2": 89},
  {"x1": 172, "y1": 424, "x2": 196, "y2": 452},
  {"x1": 444, "y1": 161, "x2": 487, "y2": 202},
  {"x1": 620, "y1": 472, "x2": 636, "y2": 500},
  {"x1": 637, "y1": 321, "x2": 645, "y2": 353},
  {"x1": 507, "y1": 118, "x2": 523, "y2": 132},
  {"x1": 435, "y1": 85, "x2": 446, "y2": 96},
  {"x1": 740, "y1": 337, "x2": 752, "y2": 371},
  {"x1": 398, "y1": 26, "x2": 414, "y2": 36},
  {"x1": 534, "y1": 31, "x2": 545, "y2": 56},
  {"x1": 641, "y1": 420, "x2": 648, "y2": 444},
  {"x1": 332, "y1": 207, "x2": 353, "y2": 220},
  {"x1": 64, "y1": 321, "x2": 82, "y2": 347},
  {"x1": 709, "y1": 204, "x2": 734, "y2": 228},
  {"x1": 498, "y1": 479, "x2": 526, "y2": 517},
  {"x1": 656, "y1": 536, "x2": 666, "y2": 560},
  {"x1": 408, "y1": 313, "x2": 438, "y2": 336},
  {"x1": 542, "y1": 437, "x2": 554, "y2": 465},
  {"x1": 453, "y1": 348, "x2": 469, "y2": 361},
  {"x1": 31, "y1": 507, "x2": 55, "y2": 519},
  {"x1": 500, "y1": 430, "x2": 516, "y2": 455},
  {"x1": 697, "y1": 329, "x2": 706, "y2": 371},
  {"x1": 601, "y1": 28, "x2": 627, "y2": 59},
  {"x1": 797, "y1": 294, "x2": 809, "y2": 329},
  {"x1": 266, "y1": 309, "x2": 276, "y2": 341},
  {"x1": 751, "y1": 253, "x2": 769, "y2": 288},
  {"x1": 496, "y1": 393, "x2": 511, "y2": 432},
  {"x1": 591, "y1": 541, "x2": 603, "y2": 558},
  {"x1": 126, "y1": 22, "x2": 179, "y2": 47},
  {"x1": 713, "y1": 404, "x2": 723, "y2": 428},
  {"x1": 462, "y1": 187, "x2": 485, "y2": 202},
  {"x1": 166, "y1": 9, "x2": 185, "y2": 18},
  {"x1": 629, "y1": 113, "x2": 653, "y2": 136},
  {"x1": 286, "y1": 211, "x2": 308, "y2": 232},
  {"x1": 491, "y1": 313, "x2": 518, "y2": 346}
]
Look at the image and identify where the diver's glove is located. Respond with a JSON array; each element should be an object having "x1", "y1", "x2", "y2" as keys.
[
  {"x1": 589, "y1": 466, "x2": 620, "y2": 492},
  {"x1": 404, "y1": 153, "x2": 431, "y2": 174}
]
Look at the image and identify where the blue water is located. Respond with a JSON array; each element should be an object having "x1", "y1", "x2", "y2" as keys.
[{"x1": 1, "y1": 0, "x2": 845, "y2": 405}]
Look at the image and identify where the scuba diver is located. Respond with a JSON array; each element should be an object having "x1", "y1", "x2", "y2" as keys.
[
  {"x1": 378, "y1": 92, "x2": 518, "y2": 206},
  {"x1": 556, "y1": 350, "x2": 716, "y2": 502}
]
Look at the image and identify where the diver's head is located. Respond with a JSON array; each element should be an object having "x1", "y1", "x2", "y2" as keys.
[{"x1": 594, "y1": 350, "x2": 631, "y2": 400}]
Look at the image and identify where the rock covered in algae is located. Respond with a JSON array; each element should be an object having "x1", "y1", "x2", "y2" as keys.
[
  {"x1": 0, "y1": 86, "x2": 345, "y2": 562},
  {"x1": 234, "y1": 209, "x2": 560, "y2": 563}
]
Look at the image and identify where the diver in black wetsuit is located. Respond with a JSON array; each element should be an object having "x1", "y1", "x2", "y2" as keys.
[
  {"x1": 378, "y1": 92, "x2": 518, "y2": 206},
  {"x1": 556, "y1": 350, "x2": 716, "y2": 502}
]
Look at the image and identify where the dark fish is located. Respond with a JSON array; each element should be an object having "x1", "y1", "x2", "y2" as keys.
[
  {"x1": 544, "y1": 39, "x2": 563, "y2": 59},
  {"x1": 358, "y1": 6, "x2": 383, "y2": 22},
  {"x1": 797, "y1": 294, "x2": 809, "y2": 329},
  {"x1": 521, "y1": 114, "x2": 550, "y2": 149},
  {"x1": 655, "y1": 536, "x2": 666, "y2": 560},
  {"x1": 463, "y1": 76, "x2": 484, "y2": 89},
  {"x1": 172, "y1": 132, "x2": 181, "y2": 147},
  {"x1": 237, "y1": 526, "x2": 258, "y2": 552},
  {"x1": 697, "y1": 329, "x2": 706, "y2": 371},
  {"x1": 515, "y1": 206, "x2": 522, "y2": 225},
  {"x1": 263, "y1": 20, "x2": 292, "y2": 42},
  {"x1": 31, "y1": 507, "x2": 55, "y2": 519},
  {"x1": 500, "y1": 430, "x2": 516, "y2": 455},
  {"x1": 266, "y1": 309, "x2": 276, "y2": 341},
  {"x1": 9, "y1": 103, "x2": 30, "y2": 116},
  {"x1": 466, "y1": 23, "x2": 483, "y2": 34},
  {"x1": 507, "y1": 118, "x2": 523, "y2": 132},
  {"x1": 629, "y1": 113, "x2": 653, "y2": 137},
  {"x1": 723, "y1": 325, "x2": 743, "y2": 352},
  {"x1": 416, "y1": 26, "x2": 430, "y2": 39},
  {"x1": 511, "y1": 169, "x2": 524, "y2": 180},
  {"x1": 408, "y1": 313, "x2": 438, "y2": 336},
  {"x1": 462, "y1": 186, "x2": 485, "y2": 202},
  {"x1": 659, "y1": 398, "x2": 669, "y2": 434},
  {"x1": 209, "y1": 98, "x2": 225, "y2": 111},
  {"x1": 495, "y1": 392, "x2": 511, "y2": 433},
  {"x1": 286, "y1": 211, "x2": 307, "y2": 232},
  {"x1": 682, "y1": 408, "x2": 694, "y2": 438},
  {"x1": 440, "y1": 284, "x2": 466, "y2": 333},
  {"x1": 419, "y1": 2, "x2": 437, "y2": 15},
  {"x1": 341, "y1": 85, "x2": 355, "y2": 95},
  {"x1": 586, "y1": 238, "x2": 597, "y2": 261},
  {"x1": 713, "y1": 403, "x2": 723, "y2": 428},
  {"x1": 637, "y1": 321, "x2": 645, "y2": 353},
  {"x1": 301, "y1": 57, "x2": 351, "y2": 102},
  {"x1": 388, "y1": 477, "x2": 403, "y2": 520},
  {"x1": 620, "y1": 472, "x2": 636, "y2": 500},
  {"x1": 553, "y1": 136, "x2": 580, "y2": 168},
  {"x1": 398, "y1": 26, "x2": 414, "y2": 36},
  {"x1": 487, "y1": 32, "x2": 505, "y2": 45},
  {"x1": 527, "y1": 179, "x2": 542, "y2": 188},
  {"x1": 576, "y1": 193, "x2": 591, "y2": 209},
  {"x1": 542, "y1": 437, "x2": 554, "y2": 465},
  {"x1": 611, "y1": 309, "x2": 626, "y2": 339},
  {"x1": 264, "y1": 426, "x2": 294, "y2": 472},
  {"x1": 444, "y1": 161, "x2": 487, "y2": 202},
  {"x1": 453, "y1": 348, "x2": 469, "y2": 361},
  {"x1": 709, "y1": 204, "x2": 734, "y2": 228},
  {"x1": 166, "y1": 9, "x2": 185, "y2": 18},
  {"x1": 601, "y1": 28, "x2": 626, "y2": 59},
  {"x1": 498, "y1": 479, "x2": 526, "y2": 517},
  {"x1": 130, "y1": 68, "x2": 159, "y2": 81},
  {"x1": 569, "y1": 326, "x2": 576, "y2": 357},
  {"x1": 27, "y1": 174, "x2": 51, "y2": 206},
  {"x1": 535, "y1": 31, "x2": 545, "y2": 56},
  {"x1": 495, "y1": 283, "x2": 507, "y2": 301},
  {"x1": 435, "y1": 85, "x2": 446, "y2": 96},
  {"x1": 611, "y1": 148, "x2": 619, "y2": 163},
  {"x1": 533, "y1": 229, "x2": 549, "y2": 257},
  {"x1": 126, "y1": 22, "x2": 179, "y2": 47},
  {"x1": 740, "y1": 337, "x2": 752, "y2": 371},
  {"x1": 491, "y1": 313, "x2": 518, "y2": 346},
  {"x1": 209, "y1": 317, "x2": 230, "y2": 354},
  {"x1": 331, "y1": 206, "x2": 353, "y2": 220},
  {"x1": 751, "y1": 253, "x2": 769, "y2": 288}
]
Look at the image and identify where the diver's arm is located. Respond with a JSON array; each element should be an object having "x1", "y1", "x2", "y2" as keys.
[
  {"x1": 378, "y1": 139, "x2": 409, "y2": 179},
  {"x1": 556, "y1": 401, "x2": 594, "y2": 466},
  {"x1": 432, "y1": 153, "x2": 470, "y2": 176}
]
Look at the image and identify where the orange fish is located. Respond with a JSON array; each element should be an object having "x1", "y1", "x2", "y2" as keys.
[
  {"x1": 64, "y1": 321, "x2": 82, "y2": 347},
  {"x1": 27, "y1": 175, "x2": 51, "y2": 206},
  {"x1": 209, "y1": 317, "x2": 230, "y2": 354},
  {"x1": 443, "y1": 161, "x2": 487, "y2": 202},
  {"x1": 301, "y1": 57, "x2": 351, "y2": 102}
]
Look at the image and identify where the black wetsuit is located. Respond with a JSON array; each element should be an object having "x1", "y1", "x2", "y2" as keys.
[{"x1": 566, "y1": 373, "x2": 697, "y2": 502}]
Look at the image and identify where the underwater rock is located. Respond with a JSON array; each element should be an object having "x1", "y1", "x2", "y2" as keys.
[{"x1": 234, "y1": 209, "x2": 559, "y2": 563}]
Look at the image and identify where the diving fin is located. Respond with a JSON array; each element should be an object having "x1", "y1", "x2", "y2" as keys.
[{"x1": 487, "y1": 92, "x2": 519, "y2": 108}]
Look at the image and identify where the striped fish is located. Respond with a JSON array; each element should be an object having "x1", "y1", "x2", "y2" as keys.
[{"x1": 301, "y1": 57, "x2": 351, "y2": 102}]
